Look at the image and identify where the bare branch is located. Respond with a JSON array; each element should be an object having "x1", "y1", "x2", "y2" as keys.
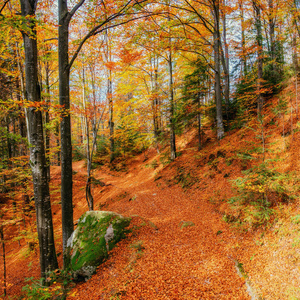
[
  {"x1": 0, "y1": 0, "x2": 10, "y2": 14},
  {"x1": 44, "y1": 38, "x2": 58, "y2": 42},
  {"x1": 67, "y1": 0, "x2": 86, "y2": 22},
  {"x1": 69, "y1": 13, "x2": 153, "y2": 70}
]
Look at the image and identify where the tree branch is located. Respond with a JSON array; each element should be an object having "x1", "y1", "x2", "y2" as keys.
[
  {"x1": 68, "y1": 13, "x2": 153, "y2": 70},
  {"x1": 67, "y1": 0, "x2": 86, "y2": 23},
  {"x1": 0, "y1": 0, "x2": 10, "y2": 14}
]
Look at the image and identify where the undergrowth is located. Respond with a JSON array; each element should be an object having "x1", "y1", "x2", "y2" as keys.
[
  {"x1": 174, "y1": 166, "x2": 198, "y2": 189},
  {"x1": 159, "y1": 151, "x2": 172, "y2": 166},
  {"x1": 226, "y1": 161, "x2": 297, "y2": 229},
  {"x1": 127, "y1": 241, "x2": 145, "y2": 273},
  {"x1": 21, "y1": 269, "x2": 74, "y2": 300}
]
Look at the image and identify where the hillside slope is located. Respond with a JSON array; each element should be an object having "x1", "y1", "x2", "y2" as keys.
[
  {"x1": 1, "y1": 78, "x2": 300, "y2": 299},
  {"x1": 68, "y1": 77, "x2": 300, "y2": 299}
]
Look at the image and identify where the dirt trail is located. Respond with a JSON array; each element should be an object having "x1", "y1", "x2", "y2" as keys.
[{"x1": 70, "y1": 156, "x2": 250, "y2": 299}]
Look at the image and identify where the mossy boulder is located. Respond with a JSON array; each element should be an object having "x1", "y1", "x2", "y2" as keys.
[{"x1": 67, "y1": 211, "x2": 131, "y2": 281}]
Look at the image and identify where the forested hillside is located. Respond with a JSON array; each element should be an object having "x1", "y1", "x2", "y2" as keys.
[{"x1": 1, "y1": 0, "x2": 300, "y2": 299}]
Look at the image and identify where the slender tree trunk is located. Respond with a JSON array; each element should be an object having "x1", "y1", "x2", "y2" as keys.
[
  {"x1": 154, "y1": 65, "x2": 160, "y2": 139},
  {"x1": 56, "y1": 123, "x2": 60, "y2": 166},
  {"x1": 293, "y1": 0, "x2": 300, "y2": 40},
  {"x1": 293, "y1": 33, "x2": 299, "y2": 75},
  {"x1": 12, "y1": 115, "x2": 17, "y2": 158},
  {"x1": 77, "y1": 117, "x2": 83, "y2": 145},
  {"x1": 82, "y1": 67, "x2": 93, "y2": 211},
  {"x1": 221, "y1": 0, "x2": 230, "y2": 121},
  {"x1": 90, "y1": 64, "x2": 98, "y2": 154},
  {"x1": 151, "y1": 55, "x2": 160, "y2": 144},
  {"x1": 6, "y1": 117, "x2": 12, "y2": 161},
  {"x1": 0, "y1": 121, "x2": 4, "y2": 161},
  {"x1": 81, "y1": 115, "x2": 85, "y2": 144},
  {"x1": 58, "y1": 0, "x2": 74, "y2": 267},
  {"x1": 268, "y1": 0, "x2": 275, "y2": 62},
  {"x1": 197, "y1": 95, "x2": 202, "y2": 150},
  {"x1": 166, "y1": 6, "x2": 176, "y2": 160},
  {"x1": 17, "y1": 79, "x2": 27, "y2": 156},
  {"x1": 239, "y1": 0, "x2": 247, "y2": 75},
  {"x1": 293, "y1": 33, "x2": 299, "y2": 118},
  {"x1": 20, "y1": 0, "x2": 58, "y2": 278},
  {"x1": 168, "y1": 38, "x2": 176, "y2": 160},
  {"x1": 0, "y1": 226, "x2": 6, "y2": 297},
  {"x1": 45, "y1": 60, "x2": 51, "y2": 181},
  {"x1": 15, "y1": 42, "x2": 30, "y2": 149},
  {"x1": 268, "y1": 0, "x2": 280, "y2": 81},
  {"x1": 108, "y1": 73, "x2": 114, "y2": 163},
  {"x1": 253, "y1": 0, "x2": 264, "y2": 115},
  {"x1": 105, "y1": 29, "x2": 115, "y2": 163},
  {"x1": 213, "y1": 0, "x2": 225, "y2": 140}
]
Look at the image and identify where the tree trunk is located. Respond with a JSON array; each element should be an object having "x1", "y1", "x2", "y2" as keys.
[
  {"x1": 15, "y1": 42, "x2": 30, "y2": 151},
  {"x1": 82, "y1": 66, "x2": 93, "y2": 211},
  {"x1": 90, "y1": 63, "x2": 98, "y2": 154},
  {"x1": 20, "y1": 0, "x2": 58, "y2": 278},
  {"x1": 221, "y1": 0, "x2": 230, "y2": 121},
  {"x1": 0, "y1": 226, "x2": 6, "y2": 297},
  {"x1": 268, "y1": 0, "x2": 275, "y2": 62},
  {"x1": 268, "y1": 0, "x2": 280, "y2": 81},
  {"x1": 108, "y1": 74, "x2": 114, "y2": 163},
  {"x1": 253, "y1": 0, "x2": 264, "y2": 115},
  {"x1": 105, "y1": 29, "x2": 115, "y2": 163},
  {"x1": 293, "y1": 33, "x2": 299, "y2": 76},
  {"x1": 239, "y1": 0, "x2": 247, "y2": 75},
  {"x1": 45, "y1": 60, "x2": 51, "y2": 181},
  {"x1": 56, "y1": 123, "x2": 60, "y2": 166},
  {"x1": 11, "y1": 115, "x2": 17, "y2": 158},
  {"x1": 6, "y1": 117, "x2": 12, "y2": 161},
  {"x1": 213, "y1": 0, "x2": 225, "y2": 140},
  {"x1": 58, "y1": 0, "x2": 74, "y2": 267},
  {"x1": 17, "y1": 79, "x2": 27, "y2": 156},
  {"x1": 197, "y1": 95, "x2": 202, "y2": 151},
  {"x1": 293, "y1": 0, "x2": 300, "y2": 39},
  {"x1": 151, "y1": 54, "x2": 160, "y2": 146},
  {"x1": 168, "y1": 40, "x2": 176, "y2": 160}
]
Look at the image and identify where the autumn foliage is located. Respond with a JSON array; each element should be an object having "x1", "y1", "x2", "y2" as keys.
[{"x1": 1, "y1": 0, "x2": 300, "y2": 299}]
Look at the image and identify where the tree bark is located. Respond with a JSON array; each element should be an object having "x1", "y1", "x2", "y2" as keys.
[
  {"x1": 0, "y1": 226, "x2": 6, "y2": 297},
  {"x1": 6, "y1": 117, "x2": 12, "y2": 161},
  {"x1": 168, "y1": 53, "x2": 176, "y2": 160},
  {"x1": 239, "y1": 0, "x2": 247, "y2": 75},
  {"x1": 45, "y1": 59, "x2": 51, "y2": 181},
  {"x1": 168, "y1": 33, "x2": 176, "y2": 160},
  {"x1": 268, "y1": 0, "x2": 275, "y2": 62},
  {"x1": 197, "y1": 95, "x2": 202, "y2": 151},
  {"x1": 56, "y1": 123, "x2": 60, "y2": 166},
  {"x1": 213, "y1": 0, "x2": 225, "y2": 139},
  {"x1": 151, "y1": 54, "x2": 160, "y2": 144},
  {"x1": 82, "y1": 66, "x2": 93, "y2": 211},
  {"x1": 16, "y1": 79, "x2": 27, "y2": 156},
  {"x1": 108, "y1": 73, "x2": 114, "y2": 163},
  {"x1": 58, "y1": 0, "x2": 74, "y2": 267},
  {"x1": 221, "y1": 0, "x2": 230, "y2": 121},
  {"x1": 20, "y1": 0, "x2": 58, "y2": 278},
  {"x1": 253, "y1": 0, "x2": 264, "y2": 115},
  {"x1": 104, "y1": 29, "x2": 115, "y2": 163}
]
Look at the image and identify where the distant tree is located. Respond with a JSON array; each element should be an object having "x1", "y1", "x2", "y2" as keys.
[{"x1": 181, "y1": 58, "x2": 209, "y2": 150}]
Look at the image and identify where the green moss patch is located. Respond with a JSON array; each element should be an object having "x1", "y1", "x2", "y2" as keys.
[{"x1": 67, "y1": 211, "x2": 131, "y2": 281}]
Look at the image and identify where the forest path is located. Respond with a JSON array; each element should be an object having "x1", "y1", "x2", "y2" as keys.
[{"x1": 69, "y1": 155, "x2": 250, "y2": 300}]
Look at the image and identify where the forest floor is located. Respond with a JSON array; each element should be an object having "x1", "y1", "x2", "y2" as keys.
[{"x1": 2, "y1": 80, "x2": 300, "y2": 299}]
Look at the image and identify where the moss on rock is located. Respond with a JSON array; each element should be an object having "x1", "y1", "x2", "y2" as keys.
[{"x1": 67, "y1": 211, "x2": 131, "y2": 281}]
